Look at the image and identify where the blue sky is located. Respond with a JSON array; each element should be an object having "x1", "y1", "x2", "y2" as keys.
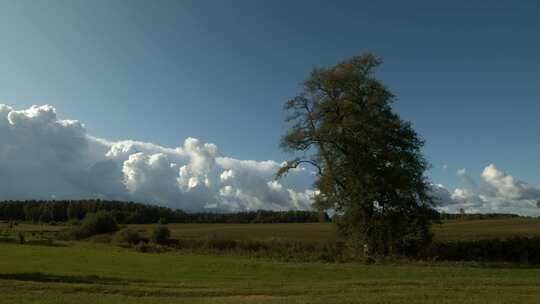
[{"x1": 0, "y1": 0, "x2": 539, "y2": 212}]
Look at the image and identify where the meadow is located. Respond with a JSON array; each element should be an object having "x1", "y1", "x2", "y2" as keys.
[
  {"x1": 2, "y1": 218, "x2": 540, "y2": 303},
  {"x1": 2, "y1": 241, "x2": 540, "y2": 303}
]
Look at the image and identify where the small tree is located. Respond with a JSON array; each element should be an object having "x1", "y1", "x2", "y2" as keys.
[
  {"x1": 116, "y1": 228, "x2": 143, "y2": 245},
  {"x1": 68, "y1": 211, "x2": 118, "y2": 239},
  {"x1": 278, "y1": 54, "x2": 435, "y2": 256},
  {"x1": 151, "y1": 226, "x2": 171, "y2": 245}
]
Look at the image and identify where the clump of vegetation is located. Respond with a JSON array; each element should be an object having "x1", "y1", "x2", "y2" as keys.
[
  {"x1": 65, "y1": 211, "x2": 118, "y2": 240},
  {"x1": 81, "y1": 211, "x2": 118, "y2": 235},
  {"x1": 151, "y1": 226, "x2": 170, "y2": 245},
  {"x1": 164, "y1": 236, "x2": 348, "y2": 262},
  {"x1": 135, "y1": 243, "x2": 169, "y2": 253},
  {"x1": 425, "y1": 237, "x2": 540, "y2": 264},
  {"x1": 116, "y1": 228, "x2": 144, "y2": 245},
  {"x1": 66, "y1": 218, "x2": 81, "y2": 226}
]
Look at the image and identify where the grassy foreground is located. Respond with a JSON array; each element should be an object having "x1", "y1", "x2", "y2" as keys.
[{"x1": 1, "y1": 241, "x2": 540, "y2": 303}]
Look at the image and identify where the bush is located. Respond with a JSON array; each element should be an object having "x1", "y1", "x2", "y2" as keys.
[
  {"x1": 116, "y1": 228, "x2": 144, "y2": 245},
  {"x1": 66, "y1": 211, "x2": 118, "y2": 239},
  {"x1": 151, "y1": 226, "x2": 170, "y2": 245},
  {"x1": 425, "y1": 237, "x2": 540, "y2": 264},
  {"x1": 82, "y1": 211, "x2": 118, "y2": 234},
  {"x1": 67, "y1": 219, "x2": 81, "y2": 226}
]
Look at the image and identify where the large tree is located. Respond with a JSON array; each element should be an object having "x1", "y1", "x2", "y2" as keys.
[{"x1": 278, "y1": 54, "x2": 435, "y2": 256}]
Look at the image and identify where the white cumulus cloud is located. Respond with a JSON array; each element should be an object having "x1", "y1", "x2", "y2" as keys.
[
  {"x1": 482, "y1": 164, "x2": 540, "y2": 201},
  {"x1": 0, "y1": 104, "x2": 315, "y2": 212},
  {"x1": 433, "y1": 165, "x2": 540, "y2": 215}
]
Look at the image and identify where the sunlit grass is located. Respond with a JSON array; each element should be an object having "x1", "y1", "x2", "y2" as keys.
[{"x1": 1, "y1": 241, "x2": 540, "y2": 303}]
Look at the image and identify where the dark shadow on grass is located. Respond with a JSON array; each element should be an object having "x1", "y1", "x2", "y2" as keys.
[
  {"x1": 0, "y1": 272, "x2": 138, "y2": 285},
  {"x1": 0, "y1": 272, "x2": 305, "y2": 298}
]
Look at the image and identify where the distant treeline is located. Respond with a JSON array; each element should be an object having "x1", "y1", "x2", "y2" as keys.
[
  {"x1": 438, "y1": 213, "x2": 522, "y2": 221},
  {"x1": 0, "y1": 200, "x2": 327, "y2": 224}
]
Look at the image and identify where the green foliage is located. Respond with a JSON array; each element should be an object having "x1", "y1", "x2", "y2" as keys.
[
  {"x1": 0, "y1": 200, "x2": 188, "y2": 224},
  {"x1": 0, "y1": 200, "x2": 324, "y2": 224},
  {"x1": 426, "y1": 237, "x2": 540, "y2": 264},
  {"x1": 279, "y1": 54, "x2": 435, "y2": 256},
  {"x1": 82, "y1": 211, "x2": 118, "y2": 235},
  {"x1": 116, "y1": 228, "x2": 144, "y2": 245},
  {"x1": 151, "y1": 226, "x2": 171, "y2": 245},
  {"x1": 66, "y1": 218, "x2": 81, "y2": 226},
  {"x1": 67, "y1": 211, "x2": 118, "y2": 239}
]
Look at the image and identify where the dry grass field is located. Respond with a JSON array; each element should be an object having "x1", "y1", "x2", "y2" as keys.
[
  {"x1": 125, "y1": 218, "x2": 540, "y2": 243},
  {"x1": 3, "y1": 217, "x2": 540, "y2": 243}
]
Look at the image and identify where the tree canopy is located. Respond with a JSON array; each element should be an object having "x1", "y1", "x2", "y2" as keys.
[{"x1": 278, "y1": 54, "x2": 435, "y2": 255}]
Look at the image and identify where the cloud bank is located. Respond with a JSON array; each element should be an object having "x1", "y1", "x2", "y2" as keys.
[
  {"x1": 433, "y1": 165, "x2": 540, "y2": 216},
  {"x1": 0, "y1": 104, "x2": 315, "y2": 212},
  {"x1": 1, "y1": 104, "x2": 538, "y2": 215}
]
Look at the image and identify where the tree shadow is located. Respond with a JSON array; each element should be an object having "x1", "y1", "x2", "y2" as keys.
[{"x1": 0, "y1": 272, "x2": 138, "y2": 285}]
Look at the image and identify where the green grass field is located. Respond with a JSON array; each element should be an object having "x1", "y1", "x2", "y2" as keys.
[
  {"x1": 2, "y1": 218, "x2": 540, "y2": 303},
  {"x1": 1, "y1": 241, "x2": 540, "y2": 303}
]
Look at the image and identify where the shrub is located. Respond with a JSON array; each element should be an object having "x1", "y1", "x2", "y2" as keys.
[
  {"x1": 116, "y1": 228, "x2": 144, "y2": 245},
  {"x1": 66, "y1": 211, "x2": 118, "y2": 239},
  {"x1": 67, "y1": 219, "x2": 81, "y2": 226},
  {"x1": 82, "y1": 211, "x2": 118, "y2": 234},
  {"x1": 151, "y1": 226, "x2": 171, "y2": 245},
  {"x1": 425, "y1": 237, "x2": 540, "y2": 264}
]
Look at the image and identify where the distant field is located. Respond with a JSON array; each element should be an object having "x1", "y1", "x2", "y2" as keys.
[
  {"x1": 1, "y1": 242, "x2": 540, "y2": 303},
  {"x1": 0, "y1": 223, "x2": 64, "y2": 232},
  {"x1": 128, "y1": 222, "x2": 337, "y2": 243},
  {"x1": 4, "y1": 218, "x2": 540, "y2": 243},
  {"x1": 433, "y1": 218, "x2": 540, "y2": 241},
  {"x1": 128, "y1": 218, "x2": 540, "y2": 243}
]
